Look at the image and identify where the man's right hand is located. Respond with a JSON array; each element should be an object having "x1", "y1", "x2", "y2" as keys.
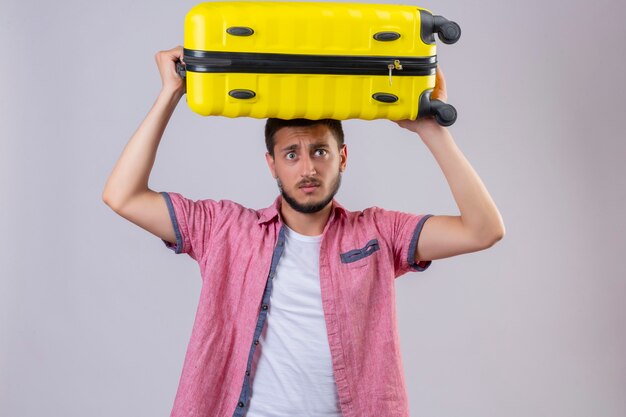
[{"x1": 155, "y1": 45, "x2": 186, "y2": 95}]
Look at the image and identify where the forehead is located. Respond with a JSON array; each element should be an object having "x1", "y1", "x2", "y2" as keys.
[{"x1": 274, "y1": 124, "x2": 338, "y2": 149}]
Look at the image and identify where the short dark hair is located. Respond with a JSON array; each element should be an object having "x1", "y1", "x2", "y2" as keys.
[{"x1": 264, "y1": 118, "x2": 344, "y2": 156}]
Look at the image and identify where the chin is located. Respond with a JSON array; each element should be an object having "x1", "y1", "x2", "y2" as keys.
[{"x1": 277, "y1": 176, "x2": 340, "y2": 214}]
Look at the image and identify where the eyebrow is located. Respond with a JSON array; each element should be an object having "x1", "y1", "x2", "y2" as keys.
[{"x1": 280, "y1": 142, "x2": 330, "y2": 152}]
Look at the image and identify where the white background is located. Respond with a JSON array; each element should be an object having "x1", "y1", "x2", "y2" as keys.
[{"x1": 1, "y1": 0, "x2": 625, "y2": 416}]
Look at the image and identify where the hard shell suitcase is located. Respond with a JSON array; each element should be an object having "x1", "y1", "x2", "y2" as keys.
[{"x1": 177, "y1": 2, "x2": 461, "y2": 125}]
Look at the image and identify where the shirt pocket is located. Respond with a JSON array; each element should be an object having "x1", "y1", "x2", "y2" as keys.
[{"x1": 340, "y1": 238, "x2": 380, "y2": 268}]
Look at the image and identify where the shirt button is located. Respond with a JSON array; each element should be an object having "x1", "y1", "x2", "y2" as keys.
[
  {"x1": 254, "y1": 340, "x2": 259, "y2": 345},
  {"x1": 246, "y1": 370, "x2": 250, "y2": 376},
  {"x1": 277, "y1": 240, "x2": 284, "y2": 246},
  {"x1": 262, "y1": 304, "x2": 268, "y2": 310},
  {"x1": 238, "y1": 401, "x2": 245, "y2": 407}
]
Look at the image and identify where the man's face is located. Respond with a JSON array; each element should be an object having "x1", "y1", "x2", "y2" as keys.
[{"x1": 265, "y1": 124, "x2": 347, "y2": 214}]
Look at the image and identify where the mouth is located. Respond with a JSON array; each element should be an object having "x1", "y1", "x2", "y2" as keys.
[{"x1": 299, "y1": 183, "x2": 320, "y2": 193}]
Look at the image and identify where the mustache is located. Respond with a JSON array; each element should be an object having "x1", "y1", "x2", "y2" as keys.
[{"x1": 297, "y1": 178, "x2": 321, "y2": 187}]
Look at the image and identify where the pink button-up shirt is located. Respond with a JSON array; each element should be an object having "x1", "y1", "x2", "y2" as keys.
[{"x1": 160, "y1": 192, "x2": 433, "y2": 417}]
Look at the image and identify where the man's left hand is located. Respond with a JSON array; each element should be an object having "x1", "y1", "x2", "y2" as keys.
[{"x1": 394, "y1": 64, "x2": 448, "y2": 135}]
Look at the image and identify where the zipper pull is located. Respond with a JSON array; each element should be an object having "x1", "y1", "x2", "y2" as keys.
[{"x1": 387, "y1": 60, "x2": 403, "y2": 86}]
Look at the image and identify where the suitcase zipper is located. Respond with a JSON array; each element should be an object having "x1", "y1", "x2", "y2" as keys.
[
  {"x1": 181, "y1": 50, "x2": 436, "y2": 79},
  {"x1": 387, "y1": 59, "x2": 403, "y2": 85}
]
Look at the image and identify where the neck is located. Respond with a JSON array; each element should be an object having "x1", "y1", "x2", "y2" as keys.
[{"x1": 280, "y1": 200, "x2": 333, "y2": 236}]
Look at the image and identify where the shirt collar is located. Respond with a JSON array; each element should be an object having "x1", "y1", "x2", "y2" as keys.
[{"x1": 257, "y1": 195, "x2": 347, "y2": 225}]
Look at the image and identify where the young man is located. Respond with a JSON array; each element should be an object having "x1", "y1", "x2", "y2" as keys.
[{"x1": 103, "y1": 46, "x2": 505, "y2": 417}]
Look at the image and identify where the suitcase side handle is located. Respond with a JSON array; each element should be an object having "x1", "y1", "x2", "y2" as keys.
[
  {"x1": 175, "y1": 60, "x2": 187, "y2": 95},
  {"x1": 176, "y1": 60, "x2": 186, "y2": 80}
]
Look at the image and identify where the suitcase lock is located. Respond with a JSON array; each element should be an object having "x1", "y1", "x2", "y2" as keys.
[{"x1": 387, "y1": 60, "x2": 403, "y2": 86}]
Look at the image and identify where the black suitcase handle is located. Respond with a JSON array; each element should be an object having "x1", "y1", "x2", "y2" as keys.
[
  {"x1": 175, "y1": 60, "x2": 187, "y2": 94},
  {"x1": 176, "y1": 60, "x2": 186, "y2": 80}
]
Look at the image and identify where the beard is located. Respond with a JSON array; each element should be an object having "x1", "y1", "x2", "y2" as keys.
[{"x1": 277, "y1": 173, "x2": 342, "y2": 214}]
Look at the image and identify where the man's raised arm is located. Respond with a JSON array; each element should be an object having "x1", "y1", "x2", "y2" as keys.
[
  {"x1": 102, "y1": 46, "x2": 185, "y2": 245},
  {"x1": 395, "y1": 66, "x2": 506, "y2": 262}
]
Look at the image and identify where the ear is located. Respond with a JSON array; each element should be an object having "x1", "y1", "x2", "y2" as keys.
[
  {"x1": 339, "y1": 144, "x2": 347, "y2": 173},
  {"x1": 265, "y1": 152, "x2": 277, "y2": 178}
]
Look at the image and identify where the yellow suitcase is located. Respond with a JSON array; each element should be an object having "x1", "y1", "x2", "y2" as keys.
[{"x1": 177, "y1": 2, "x2": 460, "y2": 125}]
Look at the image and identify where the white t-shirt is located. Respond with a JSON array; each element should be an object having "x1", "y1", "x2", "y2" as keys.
[{"x1": 245, "y1": 225, "x2": 342, "y2": 417}]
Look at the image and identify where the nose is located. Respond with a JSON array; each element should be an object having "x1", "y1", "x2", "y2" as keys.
[{"x1": 300, "y1": 153, "x2": 317, "y2": 176}]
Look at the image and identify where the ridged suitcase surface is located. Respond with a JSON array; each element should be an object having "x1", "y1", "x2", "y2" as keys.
[{"x1": 178, "y1": 2, "x2": 460, "y2": 125}]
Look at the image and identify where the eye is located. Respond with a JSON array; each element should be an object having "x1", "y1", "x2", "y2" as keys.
[
  {"x1": 286, "y1": 152, "x2": 297, "y2": 160},
  {"x1": 314, "y1": 149, "x2": 328, "y2": 157}
]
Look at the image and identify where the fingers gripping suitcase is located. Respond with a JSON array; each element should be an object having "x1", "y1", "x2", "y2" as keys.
[{"x1": 177, "y1": 2, "x2": 461, "y2": 125}]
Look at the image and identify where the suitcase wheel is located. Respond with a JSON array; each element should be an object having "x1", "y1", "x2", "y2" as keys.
[
  {"x1": 229, "y1": 89, "x2": 256, "y2": 99},
  {"x1": 433, "y1": 16, "x2": 461, "y2": 45},
  {"x1": 419, "y1": 11, "x2": 461, "y2": 45},
  {"x1": 418, "y1": 92, "x2": 457, "y2": 126},
  {"x1": 226, "y1": 27, "x2": 254, "y2": 36},
  {"x1": 430, "y1": 99, "x2": 457, "y2": 126}
]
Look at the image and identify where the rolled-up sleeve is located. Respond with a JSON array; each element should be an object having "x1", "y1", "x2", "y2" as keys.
[
  {"x1": 406, "y1": 214, "x2": 434, "y2": 272},
  {"x1": 159, "y1": 192, "x2": 219, "y2": 261},
  {"x1": 373, "y1": 208, "x2": 434, "y2": 278}
]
